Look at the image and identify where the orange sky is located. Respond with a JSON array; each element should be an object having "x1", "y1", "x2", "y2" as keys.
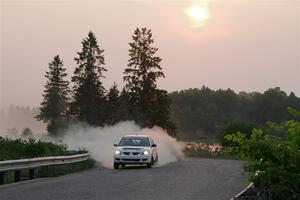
[{"x1": 0, "y1": 0, "x2": 299, "y2": 108}]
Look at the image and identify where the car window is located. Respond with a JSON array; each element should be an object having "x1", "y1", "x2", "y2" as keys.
[{"x1": 119, "y1": 137, "x2": 150, "y2": 147}]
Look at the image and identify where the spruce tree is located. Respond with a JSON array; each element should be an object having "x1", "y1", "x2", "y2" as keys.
[
  {"x1": 105, "y1": 82, "x2": 120, "y2": 125},
  {"x1": 70, "y1": 31, "x2": 107, "y2": 126},
  {"x1": 36, "y1": 55, "x2": 70, "y2": 135},
  {"x1": 123, "y1": 27, "x2": 175, "y2": 135}
]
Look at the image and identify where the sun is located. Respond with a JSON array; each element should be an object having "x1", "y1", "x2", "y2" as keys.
[{"x1": 185, "y1": 4, "x2": 211, "y2": 27}]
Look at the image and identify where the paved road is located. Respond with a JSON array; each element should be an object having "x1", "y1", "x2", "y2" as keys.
[{"x1": 0, "y1": 158, "x2": 247, "y2": 200}]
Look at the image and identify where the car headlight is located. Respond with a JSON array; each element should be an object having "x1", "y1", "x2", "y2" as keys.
[
  {"x1": 143, "y1": 150, "x2": 149, "y2": 155},
  {"x1": 115, "y1": 150, "x2": 120, "y2": 155}
]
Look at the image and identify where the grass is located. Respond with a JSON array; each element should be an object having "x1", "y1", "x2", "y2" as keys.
[
  {"x1": 0, "y1": 137, "x2": 67, "y2": 161},
  {"x1": 3, "y1": 159, "x2": 95, "y2": 184}
]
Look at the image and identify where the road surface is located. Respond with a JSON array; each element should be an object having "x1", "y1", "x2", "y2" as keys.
[{"x1": 0, "y1": 158, "x2": 247, "y2": 200}]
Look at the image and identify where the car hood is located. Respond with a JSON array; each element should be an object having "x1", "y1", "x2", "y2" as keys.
[{"x1": 115, "y1": 146, "x2": 151, "y2": 151}]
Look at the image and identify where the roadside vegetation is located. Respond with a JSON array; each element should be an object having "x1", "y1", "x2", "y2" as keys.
[
  {"x1": 0, "y1": 137, "x2": 66, "y2": 161},
  {"x1": 185, "y1": 108, "x2": 300, "y2": 200},
  {"x1": 224, "y1": 108, "x2": 300, "y2": 200},
  {"x1": 0, "y1": 137, "x2": 95, "y2": 184}
]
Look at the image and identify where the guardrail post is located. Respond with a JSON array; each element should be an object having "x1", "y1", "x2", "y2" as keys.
[
  {"x1": 15, "y1": 170, "x2": 21, "y2": 182},
  {"x1": 29, "y1": 168, "x2": 35, "y2": 179},
  {"x1": 0, "y1": 172, "x2": 5, "y2": 185},
  {"x1": 0, "y1": 152, "x2": 89, "y2": 185}
]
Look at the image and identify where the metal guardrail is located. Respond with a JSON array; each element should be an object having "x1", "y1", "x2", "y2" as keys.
[
  {"x1": 0, "y1": 153, "x2": 89, "y2": 185},
  {"x1": 231, "y1": 182, "x2": 272, "y2": 200},
  {"x1": 231, "y1": 170, "x2": 272, "y2": 200},
  {"x1": 231, "y1": 182, "x2": 254, "y2": 200}
]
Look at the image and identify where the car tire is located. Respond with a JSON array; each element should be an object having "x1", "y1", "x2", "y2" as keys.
[
  {"x1": 146, "y1": 157, "x2": 154, "y2": 168},
  {"x1": 114, "y1": 163, "x2": 119, "y2": 169},
  {"x1": 146, "y1": 162, "x2": 152, "y2": 168}
]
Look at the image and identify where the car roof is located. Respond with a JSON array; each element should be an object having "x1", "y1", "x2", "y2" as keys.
[{"x1": 123, "y1": 135, "x2": 149, "y2": 138}]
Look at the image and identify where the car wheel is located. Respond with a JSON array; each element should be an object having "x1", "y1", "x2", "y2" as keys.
[
  {"x1": 114, "y1": 163, "x2": 119, "y2": 169},
  {"x1": 146, "y1": 162, "x2": 152, "y2": 168},
  {"x1": 147, "y1": 157, "x2": 154, "y2": 168}
]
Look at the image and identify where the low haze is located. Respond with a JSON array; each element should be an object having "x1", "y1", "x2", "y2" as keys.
[{"x1": 0, "y1": 0, "x2": 299, "y2": 108}]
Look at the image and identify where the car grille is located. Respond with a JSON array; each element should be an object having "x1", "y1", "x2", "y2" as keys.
[
  {"x1": 122, "y1": 152, "x2": 141, "y2": 155},
  {"x1": 122, "y1": 159, "x2": 140, "y2": 162},
  {"x1": 123, "y1": 148, "x2": 142, "y2": 151}
]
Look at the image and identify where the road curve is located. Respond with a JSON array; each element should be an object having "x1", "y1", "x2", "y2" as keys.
[{"x1": 0, "y1": 158, "x2": 247, "y2": 200}]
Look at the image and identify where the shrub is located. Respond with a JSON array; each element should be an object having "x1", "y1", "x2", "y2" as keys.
[
  {"x1": 218, "y1": 121, "x2": 258, "y2": 147},
  {"x1": 0, "y1": 137, "x2": 67, "y2": 161},
  {"x1": 225, "y1": 108, "x2": 300, "y2": 200}
]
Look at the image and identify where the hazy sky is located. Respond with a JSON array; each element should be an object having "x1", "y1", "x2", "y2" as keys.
[{"x1": 0, "y1": 0, "x2": 299, "y2": 108}]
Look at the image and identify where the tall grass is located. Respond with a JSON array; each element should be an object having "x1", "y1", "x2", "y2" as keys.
[{"x1": 0, "y1": 137, "x2": 67, "y2": 161}]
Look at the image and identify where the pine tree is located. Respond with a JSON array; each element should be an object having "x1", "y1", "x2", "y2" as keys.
[
  {"x1": 105, "y1": 82, "x2": 120, "y2": 125},
  {"x1": 118, "y1": 88, "x2": 133, "y2": 121},
  {"x1": 70, "y1": 31, "x2": 107, "y2": 126},
  {"x1": 123, "y1": 27, "x2": 175, "y2": 135},
  {"x1": 36, "y1": 55, "x2": 70, "y2": 135}
]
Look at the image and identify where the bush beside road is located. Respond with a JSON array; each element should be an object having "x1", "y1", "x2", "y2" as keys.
[
  {"x1": 0, "y1": 137, "x2": 95, "y2": 185},
  {"x1": 0, "y1": 137, "x2": 67, "y2": 161}
]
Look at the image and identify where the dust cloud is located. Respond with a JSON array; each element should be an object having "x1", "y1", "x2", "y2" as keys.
[{"x1": 62, "y1": 121, "x2": 184, "y2": 168}]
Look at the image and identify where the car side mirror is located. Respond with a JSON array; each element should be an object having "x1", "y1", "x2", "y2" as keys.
[
  {"x1": 113, "y1": 144, "x2": 118, "y2": 147},
  {"x1": 152, "y1": 144, "x2": 157, "y2": 147}
]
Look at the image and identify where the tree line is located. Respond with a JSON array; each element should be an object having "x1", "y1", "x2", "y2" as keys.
[
  {"x1": 36, "y1": 28, "x2": 175, "y2": 136},
  {"x1": 169, "y1": 86, "x2": 300, "y2": 140}
]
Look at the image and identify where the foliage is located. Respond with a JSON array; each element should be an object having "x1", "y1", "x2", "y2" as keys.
[
  {"x1": 218, "y1": 121, "x2": 259, "y2": 147},
  {"x1": 123, "y1": 27, "x2": 175, "y2": 135},
  {"x1": 105, "y1": 83, "x2": 121, "y2": 125},
  {"x1": 225, "y1": 108, "x2": 300, "y2": 200},
  {"x1": 0, "y1": 137, "x2": 67, "y2": 161},
  {"x1": 170, "y1": 86, "x2": 300, "y2": 140},
  {"x1": 36, "y1": 55, "x2": 70, "y2": 135},
  {"x1": 70, "y1": 31, "x2": 107, "y2": 126}
]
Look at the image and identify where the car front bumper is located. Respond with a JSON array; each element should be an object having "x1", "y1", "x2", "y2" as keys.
[{"x1": 114, "y1": 155, "x2": 151, "y2": 164}]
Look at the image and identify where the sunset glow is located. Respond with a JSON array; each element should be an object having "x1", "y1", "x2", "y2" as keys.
[{"x1": 185, "y1": 4, "x2": 210, "y2": 27}]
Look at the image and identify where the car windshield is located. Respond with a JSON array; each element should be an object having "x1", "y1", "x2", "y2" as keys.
[{"x1": 118, "y1": 137, "x2": 150, "y2": 147}]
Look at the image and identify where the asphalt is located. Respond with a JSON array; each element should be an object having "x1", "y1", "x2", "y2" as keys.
[{"x1": 0, "y1": 158, "x2": 248, "y2": 200}]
